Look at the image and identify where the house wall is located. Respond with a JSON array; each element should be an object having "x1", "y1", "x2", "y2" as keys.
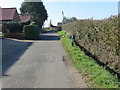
[{"x1": 13, "y1": 10, "x2": 21, "y2": 22}]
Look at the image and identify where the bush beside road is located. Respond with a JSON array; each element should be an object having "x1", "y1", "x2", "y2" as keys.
[
  {"x1": 58, "y1": 31, "x2": 120, "y2": 88},
  {"x1": 0, "y1": 32, "x2": 4, "y2": 39}
]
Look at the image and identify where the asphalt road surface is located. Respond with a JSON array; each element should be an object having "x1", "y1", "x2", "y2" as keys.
[{"x1": 1, "y1": 31, "x2": 87, "y2": 88}]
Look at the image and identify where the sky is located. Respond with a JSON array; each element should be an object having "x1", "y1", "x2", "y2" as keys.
[{"x1": 0, "y1": 0, "x2": 119, "y2": 27}]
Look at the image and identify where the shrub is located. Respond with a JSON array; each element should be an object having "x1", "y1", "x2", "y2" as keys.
[
  {"x1": 3, "y1": 20, "x2": 31, "y2": 33},
  {"x1": 0, "y1": 24, "x2": 7, "y2": 33},
  {"x1": 41, "y1": 28, "x2": 47, "y2": 33},
  {"x1": 3, "y1": 22, "x2": 21, "y2": 33},
  {"x1": 62, "y1": 15, "x2": 120, "y2": 74},
  {"x1": 57, "y1": 26, "x2": 62, "y2": 31},
  {"x1": 19, "y1": 20, "x2": 31, "y2": 32},
  {"x1": 30, "y1": 22, "x2": 37, "y2": 25},
  {"x1": 23, "y1": 24, "x2": 40, "y2": 40},
  {"x1": 58, "y1": 31, "x2": 120, "y2": 88}
]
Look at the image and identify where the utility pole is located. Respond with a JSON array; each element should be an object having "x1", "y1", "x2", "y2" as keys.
[
  {"x1": 49, "y1": 20, "x2": 52, "y2": 27},
  {"x1": 62, "y1": 11, "x2": 64, "y2": 20}
]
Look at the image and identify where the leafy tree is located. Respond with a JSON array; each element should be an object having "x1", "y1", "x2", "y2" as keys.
[
  {"x1": 62, "y1": 17, "x2": 77, "y2": 24},
  {"x1": 20, "y1": 1, "x2": 48, "y2": 28}
]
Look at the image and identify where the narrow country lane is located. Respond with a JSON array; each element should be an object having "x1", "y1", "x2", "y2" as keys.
[{"x1": 2, "y1": 32, "x2": 87, "y2": 88}]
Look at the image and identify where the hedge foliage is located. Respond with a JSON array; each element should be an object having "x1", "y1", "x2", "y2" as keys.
[
  {"x1": 62, "y1": 15, "x2": 120, "y2": 74},
  {"x1": 23, "y1": 24, "x2": 40, "y2": 40},
  {"x1": 58, "y1": 31, "x2": 120, "y2": 88},
  {"x1": 3, "y1": 20, "x2": 31, "y2": 33}
]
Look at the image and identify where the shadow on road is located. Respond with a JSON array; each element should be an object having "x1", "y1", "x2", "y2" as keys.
[
  {"x1": 2, "y1": 31, "x2": 59, "y2": 77},
  {"x1": 40, "y1": 35, "x2": 60, "y2": 41},
  {"x1": 2, "y1": 39, "x2": 33, "y2": 77},
  {"x1": 40, "y1": 31, "x2": 60, "y2": 41}
]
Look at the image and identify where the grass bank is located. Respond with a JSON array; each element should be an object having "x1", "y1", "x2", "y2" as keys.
[
  {"x1": 62, "y1": 16, "x2": 119, "y2": 74},
  {"x1": 58, "y1": 31, "x2": 120, "y2": 88}
]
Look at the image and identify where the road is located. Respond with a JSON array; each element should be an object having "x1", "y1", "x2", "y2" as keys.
[{"x1": 1, "y1": 32, "x2": 87, "y2": 88}]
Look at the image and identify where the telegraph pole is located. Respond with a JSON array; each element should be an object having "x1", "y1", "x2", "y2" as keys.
[{"x1": 62, "y1": 11, "x2": 64, "y2": 20}]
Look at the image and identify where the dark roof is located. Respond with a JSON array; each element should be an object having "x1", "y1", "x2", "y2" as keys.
[
  {"x1": 0, "y1": 8, "x2": 17, "y2": 21},
  {"x1": 19, "y1": 15, "x2": 31, "y2": 22}
]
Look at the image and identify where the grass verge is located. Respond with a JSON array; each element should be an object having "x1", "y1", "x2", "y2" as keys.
[{"x1": 58, "y1": 31, "x2": 120, "y2": 88}]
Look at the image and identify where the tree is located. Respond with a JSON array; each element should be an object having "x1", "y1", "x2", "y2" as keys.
[
  {"x1": 69, "y1": 17, "x2": 77, "y2": 22},
  {"x1": 20, "y1": 1, "x2": 48, "y2": 28},
  {"x1": 62, "y1": 17, "x2": 77, "y2": 24}
]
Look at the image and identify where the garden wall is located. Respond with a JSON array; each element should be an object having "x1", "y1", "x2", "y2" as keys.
[{"x1": 4, "y1": 33, "x2": 25, "y2": 39}]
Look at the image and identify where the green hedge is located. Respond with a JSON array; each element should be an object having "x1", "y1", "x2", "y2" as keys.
[
  {"x1": 62, "y1": 16, "x2": 120, "y2": 74},
  {"x1": 23, "y1": 24, "x2": 40, "y2": 40},
  {"x1": 19, "y1": 20, "x2": 31, "y2": 32},
  {"x1": 3, "y1": 22, "x2": 21, "y2": 33},
  {"x1": 58, "y1": 31, "x2": 120, "y2": 88},
  {"x1": 3, "y1": 20, "x2": 31, "y2": 33},
  {"x1": 30, "y1": 22, "x2": 37, "y2": 25}
]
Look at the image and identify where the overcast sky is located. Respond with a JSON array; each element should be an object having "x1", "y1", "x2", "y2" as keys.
[{"x1": 0, "y1": 0, "x2": 119, "y2": 27}]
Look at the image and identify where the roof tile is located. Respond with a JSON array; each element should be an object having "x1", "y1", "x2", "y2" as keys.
[
  {"x1": 0, "y1": 8, "x2": 17, "y2": 21},
  {"x1": 19, "y1": 15, "x2": 31, "y2": 22}
]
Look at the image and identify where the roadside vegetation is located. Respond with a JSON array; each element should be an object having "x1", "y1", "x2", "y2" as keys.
[
  {"x1": 0, "y1": 32, "x2": 4, "y2": 38},
  {"x1": 62, "y1": 15, "x2": 119, "y2": 75},
  {"x1": 58, "y1": 31, "x2": 120, "y2": 88},
  {"x1": 2, "y1": 1, "x2": 48, "y2": 40},
  {"x1": 20, "y1": 2, "x2": 48, "y2": 28}
]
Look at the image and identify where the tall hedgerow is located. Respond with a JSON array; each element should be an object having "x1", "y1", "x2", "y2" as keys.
[{"x1": 62, "y1": 15, "x2": 120, "y2": 74}]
